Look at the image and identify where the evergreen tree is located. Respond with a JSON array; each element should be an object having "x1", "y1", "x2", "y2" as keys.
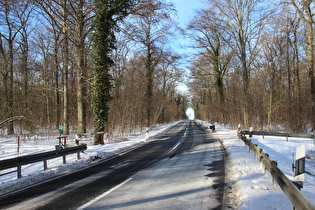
[{"x1": 91, "y1": 0, "x2": 135, "y2": 145}]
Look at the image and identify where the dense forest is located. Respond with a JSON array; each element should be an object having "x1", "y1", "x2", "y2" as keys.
[
  {"x1": 0, "y1": 0, "x2": 187, "y2": 138},
  {"x1": 0, "y1": 0, "x2": 314, "y2": 138},
  {"x1": 188, "y1": 0, "x2": 315, "y2": 132}
]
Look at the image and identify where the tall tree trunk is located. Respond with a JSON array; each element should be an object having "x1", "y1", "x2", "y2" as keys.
[
  {"x1": 145, "y1": 36, "x2": 153, "y2": 128},
  {"x1": 21, "y1": 31, "x2": 29, "y2": 111},
  {"x1": 92, "y1": 0, "x2": 134, "y2": 144},
  {"x1": 0, "y1": 34, "x2": 13, "y2": 134},
  {"x1": 286, "y1": 28, "x2": 294, "y2": 131},
  {"x1": 7, "y1": 38, "x2": 14, "y2": 135},
  {"x1": 62, "y1": 47, "x2": 69, "y2": 135},
  {"x1": 76, "y1": 0, "x2": 87, "y2": 134},
  {"x1": 62, "y1": 0, "x2": 69, "y2": 135},
  {"x1": 76, "y1": 55, "x2": 87, "y2": 134},
  {"x1": 306, "y1": 14, "x2": 315, "y2": 131},
  {"x1": 240, "y1": 40, "x2": 251, "y2": 128},
  {"x1": 290, "y1": 0, "x2": 315, "y2": 131},
  {"x1": 293, "y1": 27, "x2": 302, "y2": 128},
  {"x1": 92, "y1": 0, "x2": 113, "y2": 145},
  {"x1": 54, "y1": 36, "x2": 61, "y2": 129}
]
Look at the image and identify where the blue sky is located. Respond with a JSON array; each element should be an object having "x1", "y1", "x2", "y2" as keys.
[
  {"x1": 168, "y1": 0, "x2": 206, "y2": 94},
  {"x1": 168, "y1": 0, "x2": 206, "y2": 58},
  {"x1": 170, "y1": 0, "x2": 205, "y2": 27}
]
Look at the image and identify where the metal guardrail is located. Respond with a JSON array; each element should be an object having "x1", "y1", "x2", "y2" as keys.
[
  {"x1": 241, "y1": 131, "x2": 315, "y2": 141},
  {"x1": 239, "y1": 133, "x2": 315, "y2": 210},
  {"x1": 0, "y1": 144, "x2": 87, "y2": 179}
]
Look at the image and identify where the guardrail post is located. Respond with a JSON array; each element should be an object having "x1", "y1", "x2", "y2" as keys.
[
  {"x1": 254, "y1": 144, "x2": 258, "y2": 159},
  {"x1": 292, "y1": 153, "x2": 295, "y2": 177},
  {"x1": 238, "y1": 133, "x2": 315, "y2": 210},
  {"x1": 272, "y1": 161, "x2": 278, "y2": 186},
  {"x1": 63, "y1": 155, "x2": 66, "y2": 164},
  {"x1": 44, "y1": 160, "x2": 48, "y2": 170},
  {"x1": 286, "y1": 134, "x2": 289, "y2": 142},
  {"x1": 259, "y1": 155, "x2": 263, "y2": 168},
  {"x1": 264, "y1": 153, "x2": 269, "y2": 175},
  {"x1": 17, "y1": 165, "x2": 22, "y2": 179},
  {"x1": 77, "y1": 151, "x2": 81, "y2": 159}
]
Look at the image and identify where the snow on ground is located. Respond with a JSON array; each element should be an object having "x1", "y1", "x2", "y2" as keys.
[
  {"x1": 0, "y1": 120, "x2": 315, "y2": 210},
  {"x1": 0, "y1": 123, "x2": 178, "y2": 195},
  {"x1": 198, "y1": 120, "x2": 315, "y2": 210}
]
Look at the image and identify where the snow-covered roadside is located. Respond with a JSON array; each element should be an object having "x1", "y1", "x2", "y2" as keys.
[
  {"x1": 199, "y1": 120, "x2": 315, "y2": 210},
  {"x1": 0, "y1": 122, "x2": 179, "y2": 196},
  {"x1": 210, "y1": 126, "x2": 291, "y2": 209},
  {"x1": 0, "y1": 119, "x2": 314, "y2": 210}
]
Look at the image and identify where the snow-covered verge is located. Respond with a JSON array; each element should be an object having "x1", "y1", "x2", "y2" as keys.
[
  {"x1": 198, "y1": 120, "x2": 315, "y2": 210},
  {"x1": 0, "y1": 122, "x2": 179, "y2": 196},
  {"x1": 0, "y1": 120, "x2": 314, "y2": 210}
]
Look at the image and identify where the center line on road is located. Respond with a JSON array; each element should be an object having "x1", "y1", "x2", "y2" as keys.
[
  {"x1": 168, "y1": 130, "x2": 188, "y2": 154},
  {"x1": 170, "y1": 142, "x2": 181, "y2": 152},
  {"x1": 77, "y1": 177, "x2": 133, "y2": 210}
]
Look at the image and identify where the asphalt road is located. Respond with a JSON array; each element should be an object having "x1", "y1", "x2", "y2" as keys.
[{"x1": 0, "y1": 120, "x2": 226, "y2": 210}]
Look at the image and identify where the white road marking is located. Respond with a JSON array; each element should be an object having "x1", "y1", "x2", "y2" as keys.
[
  {"x1": 5, "y1": 169, "x2": 115, "y2": 210},
  {"x1": 168, "y1": 128, "x2": 188, "y2": 154},
  {"x1": 171, "y1": 142, "x2": 181, "y2": 152},
  {"x1": 77, "y1": 178, "x2": 133, "y2": 210}
]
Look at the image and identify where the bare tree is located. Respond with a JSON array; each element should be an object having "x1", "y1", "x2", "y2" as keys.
[
  {"x1": 208, "y1": 0, "x2": 273, "y2": 127},
  {"x1": 71, "y1": 0, "x2": 94, "y2": 134},
  {"x1": 35, "y1": 0, "x2": 94, "y2": 134},
  {"x1": 187, "y1": 7, "x2": 234, "y2": 122},
  {"x1": 154, "y1": 52, "x2": 182, "y2": 124},
  {"x1": 124, "y1": 0, "x2": 176, "y2": 128},
  {"x1": 16, "y1": 1, "x2": 33, "y2": 111},
  {"x1": 0, "y1": 0, "x2": 31, "y2": 134},
  {"x1": 288, "y1": 0, "x2": 315, "y2": 131},
  {"x1": 34, "y1": 0, "x2": 71, "y2": 134}
]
